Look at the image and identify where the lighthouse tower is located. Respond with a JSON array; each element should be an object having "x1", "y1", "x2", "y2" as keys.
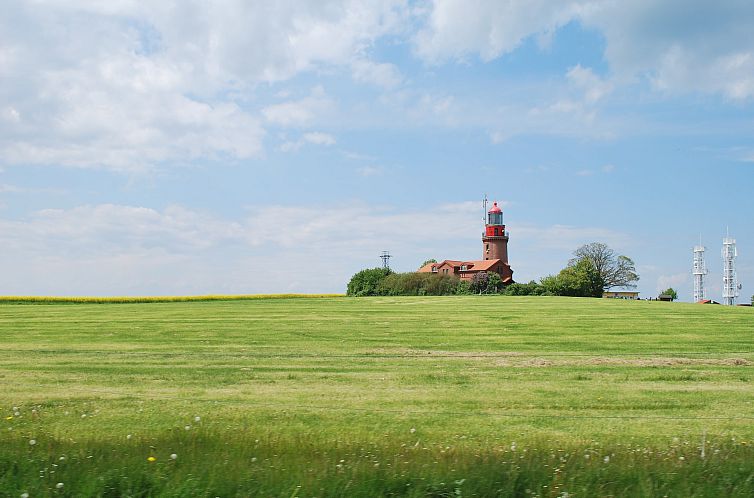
[{"x1": 483, "y1": 202, "x2": 509, "y2": 264}]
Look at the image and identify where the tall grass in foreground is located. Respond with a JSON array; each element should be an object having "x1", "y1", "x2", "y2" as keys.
[
  {"x1": 2, "y1": 424, "x2": 753, "y2": 497},
  {"x1": 0, "y1": 294, "x2": 342, "y2": 304}
]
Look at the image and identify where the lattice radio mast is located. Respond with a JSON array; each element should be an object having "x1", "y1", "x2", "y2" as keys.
[
  {"x1": 722, "y1": 230, "x2": 739, "y2": 305},
  {"x1": 380, "y1": 251, "x2": 392, "y2": 270},
  {"x1": 692, "y1": 239, "x2": 708, "y2": 302}
]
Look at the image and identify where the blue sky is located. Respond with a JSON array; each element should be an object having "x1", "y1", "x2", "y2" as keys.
[{"x1": 1, "y1": 1, "x2": 753, "y2": 301}]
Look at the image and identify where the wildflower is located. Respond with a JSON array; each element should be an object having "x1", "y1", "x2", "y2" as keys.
[
  {"x1": 14, "y1": 411, "x2": 20, "y2": 417},
  {"x1": 603, "y1": 456, "x2": 610, "y2": 463},
  {"x1": 21, "y1": 493, "x2": 29, "y2": 498},
  {"x1": 56, "y1": 483, "x2": 64, "y2": 489},
  {"x1": 679, "y1": 456, "x2": 685, "y2": 461},
  {"x1": 170, "y1": 453, "x2": 177, "y2": 460},
  {"x1": 410, "y1": 428, "x2": 416, "y2": 434},
  {"x1": 81, "y1": 414, "x2": 87, "y2": 419},
  {"x1": 147, "y1": 456, "x2": 156, "y2": 462},
  {"x1": 29, "y1": 439, "x2": 36, "y2": 446},
  {"x1": 59, "y1": 456, "x2": 66, "y2": 461},
  {"x1": 511, "y1": 442, "x2": 517, "y2": 451},
  {"x1": 184, "y1": 425, "x2": 191, "y2": 431},
  {"x1": 126, "y1": 434, "x2": 132, "y2": 440},
  {"x1": 194, "y1": 416, "x2": 201, "y2": 422},
  {"x1": 251, "y1": 457, "x2": 257, "y2": 463},
  {"x1": 5, "y1": 416, "x2": 12, "y2": 421}
]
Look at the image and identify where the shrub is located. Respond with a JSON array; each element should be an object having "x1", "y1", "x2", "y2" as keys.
[{"x1": 346, "y1": 268, "x2": 393, "y2": 296}]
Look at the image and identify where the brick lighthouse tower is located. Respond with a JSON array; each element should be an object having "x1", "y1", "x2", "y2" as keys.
[{"x1": 482, "y1": 201, "x2": 513, "y2": 281}]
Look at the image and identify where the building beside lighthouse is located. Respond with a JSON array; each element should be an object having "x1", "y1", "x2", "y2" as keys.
[{"x1": 417, "y1": 201, "x2": 514, "y2": 284}]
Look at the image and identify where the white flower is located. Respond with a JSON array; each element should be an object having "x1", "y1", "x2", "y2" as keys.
[
  {"x1": 56, "y1": 482, "x2": 64, "y2": 489},
  {"x1": 14, "y1": 411, "x2": 20, "y2": 416},
  {"x1": 126, "y1": 434, "x2": 132, "y2": 440},
  {"x1": 59, "y1": 456, "x2": 66, "y2": 461},
  {"x1": 184, "y1": 425, "x2": 191, "y2": 431},
  {"x1": 410, "y1": 428, "x2": 416, "y2": 434},
  {"x1": 20, "y1": 493, "x2": 29, "y2": 498},
  {"x1": 81, "y1": 414, "x2": 87, "y2": 418},
  {"x1": 679, "y1": 456, "x2": 685, "y2": 461},
  {"x1": 29, "y1": 439, "x2": 36, "y2": 446},
  {"x1": 194, "y1": 416, "x2": 201, "y2": 422},
  {"x1": 251, "y1": 457, "x2": 257, "y2": 462},
  {"x1": 603, "y1": 456, "x2": 610, "y2": 463},
  {"x1": 170, "y1": 453, "x2": 177, "y2": 460}
]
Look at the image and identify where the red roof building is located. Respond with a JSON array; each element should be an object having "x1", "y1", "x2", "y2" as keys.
[{"x1": 417, "y1": 201, "x2": 514, "y2": 284}]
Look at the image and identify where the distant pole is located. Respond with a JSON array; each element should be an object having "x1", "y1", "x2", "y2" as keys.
[
  {"x1": 482, "y1": 194, "x2": 488, "y2": 224},
  {"x1": 380, "y1": 251, "x2": 392, "y2": 270}
]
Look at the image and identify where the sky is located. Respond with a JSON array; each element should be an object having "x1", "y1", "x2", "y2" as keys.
[{"x1": 1, "y1": 0, "x2": 753, "y2": 301}]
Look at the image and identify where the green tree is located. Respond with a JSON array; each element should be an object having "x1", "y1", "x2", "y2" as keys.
[
  {"x1": 571, "y1": 242, "x2": 639, "y2": 290},
  {"x1": 346, "y1": 267, "x2": 392, "y2": 296},
  {"x1": 661, "y1": 288, "x2": 678, "y2": 301},
  {"x1": 541, "y1": 259, "x2": 604, "y2": 297},
  {"x1": 419, "y1": 259, "x2": 437, "y2": 269},
  {"x1": 486, "y1": 272, "x2": 503, "y2": 294}
]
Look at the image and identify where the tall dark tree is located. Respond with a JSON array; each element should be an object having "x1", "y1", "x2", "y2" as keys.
[
  {"x1": 570, "y1": 242, "x2": 639, "y2": 290},
  {"x1": 470, "y1": 271, "x2": 489, "y2": 294}
]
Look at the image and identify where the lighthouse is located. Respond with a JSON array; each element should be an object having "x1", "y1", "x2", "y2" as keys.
[
  {"x1": 417, "y1": 197, "x2": 514, "y2": 285},
  {"x1": 483, "y1": 201, "x2": 509, "y2": 264}
]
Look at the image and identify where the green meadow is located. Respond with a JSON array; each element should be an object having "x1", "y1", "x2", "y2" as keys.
[{"x1": 1, "y1": 296, "x2": 753, "y2": 497}]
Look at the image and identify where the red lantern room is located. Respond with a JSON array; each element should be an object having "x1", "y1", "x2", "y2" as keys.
[
  {"x1": 485, "y1": 202, "x2": 504, "y2": 237},
  {"x1": 483, "y1": 201, "x2": 509, "y2": 263}
]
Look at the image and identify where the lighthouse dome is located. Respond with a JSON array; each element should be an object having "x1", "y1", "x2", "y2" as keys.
[{"x1": 488, "y1": 201, "x2": 502, "y2": 213}]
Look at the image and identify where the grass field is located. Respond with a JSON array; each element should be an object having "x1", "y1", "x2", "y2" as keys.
[{"x1": 1, "y1": 296, "x2": 753, "y2": 497}]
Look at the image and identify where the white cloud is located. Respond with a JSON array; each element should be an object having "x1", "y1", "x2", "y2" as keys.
[
  {"x1": 566, "y1": 64, "x2": 613, "y2": 103},
  {"x1": 351, "y1": 59, "x2": 403, "y2": 88},
  {"x1": 303, "y1": 132, "x2": 336, "y2": 146},
  {"x1": 414, "y1": 0, "x2": 586, "y2": 62},
  {"x1": 262, "y1": 87, "x2": 335, "y2": 127},
  {"x1": 415, "y1": 0, "x2": 754, "y2": 99},
  {"x1": 656, "y1": 272, "x2": 688, "y2": 293},
  {"x1": 0, "y1": 1, "x2": 408, "y2": 172},
  {"x1": 0, "y1": 200, "x2": 634, "y2": 294},
  {"x1": 279, "y1": 131, "x2": 337, "y2": 152}
]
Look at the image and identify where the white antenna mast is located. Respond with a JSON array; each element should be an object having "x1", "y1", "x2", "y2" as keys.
[
  {"x1": 692, "y1": 236, "x2": 707, "y2": 302},
  {"x1": 722, "y1": 231, "x2": 739, "y2": 305}
]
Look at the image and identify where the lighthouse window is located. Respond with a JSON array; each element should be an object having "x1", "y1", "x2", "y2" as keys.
[{"x1": 494, "y1": 227, "x2": 499, "y2": 236}]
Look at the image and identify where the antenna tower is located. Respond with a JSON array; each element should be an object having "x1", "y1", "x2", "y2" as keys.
[
  {"x1": 692, "y1": 241, "x2": 707, "y2": 302},
  {"x1": 482, "y1": 194, "x2": 488, "y2": 224},
  {"x1": 722, "y1": 233, "x2": 739, "y2": 305},
  {"x1": 380, "y1": 251, "x2": 392, "y2": 270}
]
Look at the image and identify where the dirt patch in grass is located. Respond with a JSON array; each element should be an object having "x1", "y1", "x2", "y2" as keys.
[{"x1": 494, "y1": 357, "x2": 752, "y2": 367}]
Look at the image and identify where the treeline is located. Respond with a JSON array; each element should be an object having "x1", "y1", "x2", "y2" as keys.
[
  {"x1": 347, "y1": 242, "x2": 638, "y2": 298},
  {"x1": 346, "y1": 258, "x2": 604, "y2": 297}
]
